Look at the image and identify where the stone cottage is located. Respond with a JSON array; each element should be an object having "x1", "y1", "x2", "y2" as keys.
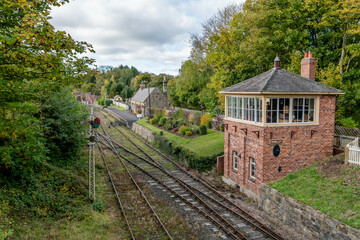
[
  {"x1": 130, "y1": 80, "x2": 169, "y2": 117},
  {"x1": 219, "y1": 53, "x2": 343, "y2": 198}
]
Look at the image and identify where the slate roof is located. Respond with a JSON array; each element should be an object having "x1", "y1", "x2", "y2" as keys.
[
  {"x1": 131, "y1": 88, "x2": 156, "y2": 102},
  {"x1": 220, "y1": 68, "x2": 343, "y2": 94}
]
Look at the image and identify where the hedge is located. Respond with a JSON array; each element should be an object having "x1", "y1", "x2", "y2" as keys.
[{"x1": 153, "y1": 133, "x2": 222, "y2": 172}]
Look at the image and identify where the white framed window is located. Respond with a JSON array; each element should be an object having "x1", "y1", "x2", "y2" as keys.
[
  {"x1": 249, "y1": 157, "x2": 255, "y2": 179},
  {"x1": 233, "y1": 151, "x2": 238, "y2": 170},
  {"x1": 227, "y1": 96, "x2": 261, "y2": 123},
  {"x1": 266, "y1": 98, "x2": 290, "y2": 123},
  {"x1": 292, "y1": 98, "x2": 315, "y2": 123}
]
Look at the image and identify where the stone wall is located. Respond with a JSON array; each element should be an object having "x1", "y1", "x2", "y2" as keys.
[
  {"x1": 259, "y1": 184, "x2": 360, "y2": 240},
  {"x1": 132, "y1": 123, "x2": 154, "y2": 142}
]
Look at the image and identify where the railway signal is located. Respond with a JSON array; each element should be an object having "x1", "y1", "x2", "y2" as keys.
[{"x1": 93, "y1": 117, "x2": 100, "y2": 128}]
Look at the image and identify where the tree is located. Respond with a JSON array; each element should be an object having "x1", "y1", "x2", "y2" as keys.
[
  {"x1": 0, "y1": 0, "x2": 94, "y2": 179},
  {"x1": 131, "y1": 73, "x2": 152, "y2": 91}
]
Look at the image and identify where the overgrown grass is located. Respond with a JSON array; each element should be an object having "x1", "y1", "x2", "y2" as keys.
[
  {"x1": 1, "y1": 148, "x2": 128, "y2": 239},
  {"x1": 136, "y1": 118, "x2": 224, "y2": 156},
  {"x1": 268, "y1": 161, "x2": 360, "y2": 229}
]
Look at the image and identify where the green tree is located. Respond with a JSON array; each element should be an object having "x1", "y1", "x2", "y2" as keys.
[{"x1": 0, "y1": 0, "x2": 94, "y2": 178}]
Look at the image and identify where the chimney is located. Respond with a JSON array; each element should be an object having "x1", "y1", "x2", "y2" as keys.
[
  {"x1": 301, "y1": 51, "x2": 316, "y2": 80},
  {"x1": 140, "y1": 81, "x2": 145, "y2": 90},
  {"x1": 163, "y1": 75, "x2": 167, "y2": 94},
  {"x1": 274, "y1": 56, "x2": 281, "y2": 69}
]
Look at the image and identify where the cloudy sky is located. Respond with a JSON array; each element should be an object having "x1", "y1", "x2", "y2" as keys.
[{"x1": 50, "y1": 0, "x2": 244, "y2": 75}]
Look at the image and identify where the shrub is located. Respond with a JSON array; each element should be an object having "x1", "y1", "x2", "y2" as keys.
[
  {"x1": 220, "y1": 124, "x2": 225, "y2": 132},
  {"x1": 105, "y1": 99, "x2": 112, "y2": 106},
  {"x1": 160, "y1": 131, "x2": 163, "y2": 136},
  {"x1": 92, "y1": 200, "x2": 104, "y2": 212},
  {"x1": 207, "y1": 120, "x2": 212, "y2": 129},
  {"x1": 165, "y1": 124, "x2": 172, "y2": 130},
  {"x1": 159, "y1": 117, "x2": 167, "y2": 126},
  {"x1": 177, "y1": 118, "x2": 185, "y2": 128},
  {"x1": 174, "y1": 108, "x2": 183, "y2": 120},
  {"x1": 185, "y1": 131, "x2": 192, "y2": 136},
  {"x1": 201, "y1": 114, "x2": 212, "y2": 126},
  {"x1": 150, "y1": 118, "x2": 157, "y2": 125},
  {"x1": 98, "y1": 98, "x2": 105, "y2": 106},
  {"x1": 199, "y1": 124, "x2": 207, "y2": 135},
  {"x1": 191, "y1": 126, "x2": 199, "y2": 134},
  {"x1": 165, "y1": 110, "x2": 173, "y2": 117},
  {"x1": 179, "y1": 125, "x2": 192, "y2": 135}
]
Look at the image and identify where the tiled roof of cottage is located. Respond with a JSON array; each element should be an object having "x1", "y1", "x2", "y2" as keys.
[
  {"x1": 131, "y1": 88, "x2": 156, "y2": 102},
  {"x1": 219, "y1": 68, "x2": 343, "y2": 94}
]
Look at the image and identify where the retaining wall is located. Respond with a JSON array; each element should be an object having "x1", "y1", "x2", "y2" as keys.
[
  {"x1": 132, "y1": 123, "x2": 154, "y2": 142},
  {"x1": 259, "y1": 184, "x2": 360, "y2": 240}
]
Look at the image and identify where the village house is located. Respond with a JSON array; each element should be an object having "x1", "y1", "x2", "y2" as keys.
[
  {"x1": 130, "y1": 77, "x2": 169, "y2": 117},
  {"x1": 218, "y1": 53, "x2": 343, "y2": 199}
]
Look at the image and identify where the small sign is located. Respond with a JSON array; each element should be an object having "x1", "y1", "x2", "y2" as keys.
[
  {"x1": 137, "y1": 114, "x2": 142, "y2": 119},
  {"x1": 270, "y1": 139, "x2": 283, "y2": 144}
]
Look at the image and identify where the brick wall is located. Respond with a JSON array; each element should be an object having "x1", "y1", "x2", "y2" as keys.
[{"x1": 223, "y1": 95, "x2": 336, "y2": 195}]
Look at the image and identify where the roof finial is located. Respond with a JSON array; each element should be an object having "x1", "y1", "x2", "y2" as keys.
[{"x1": 274, "y1": 55, "x2": 281, "y2": 69}]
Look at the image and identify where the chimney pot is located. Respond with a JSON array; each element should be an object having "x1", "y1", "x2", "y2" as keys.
[{"x1": 301, "y1": 52, "x2": 316, "y2": 80}]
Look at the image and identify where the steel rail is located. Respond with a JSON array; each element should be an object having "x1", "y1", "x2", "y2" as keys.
[
  {"x1": 97, "y1": 131, "x2": 247, "y2": 240},
  {"x1": 116, "y1": 125, "x2": 284, "y2": 240},
  {"x1": 96, "y1": 142, "x2": 136, "y2": 240},
  {"x1": 98, "y1": 135, "x2": 244, "y2": 240},
  {"x1": 99, "y1": 129, "x2": 173, "y2": 240}
]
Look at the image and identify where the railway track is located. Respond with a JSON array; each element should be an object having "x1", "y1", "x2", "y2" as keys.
[
  {"x1": 95, "y1": 109, "x2": 285, "y2": 240},
  {"x1": 96, "y1": 129, "x2": 173, "y2": 239}
]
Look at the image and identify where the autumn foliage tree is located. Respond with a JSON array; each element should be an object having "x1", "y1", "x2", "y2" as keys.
[{"x1": 0, "y1": 1, "x2": 95, "y2": 179}]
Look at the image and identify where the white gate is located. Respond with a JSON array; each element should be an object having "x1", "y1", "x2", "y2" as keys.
[{"x1": 346, "y1": 138, "x2": 360, "y2": 166}]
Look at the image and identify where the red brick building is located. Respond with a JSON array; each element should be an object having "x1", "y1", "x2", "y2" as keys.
[{"x1": 219, "y1": 53, "x2": 343, "y2": 199}]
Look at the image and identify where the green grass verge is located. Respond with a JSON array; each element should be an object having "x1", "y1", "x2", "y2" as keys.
[
  {"x1": 268, "y1": 161, "x2": 360, "y2": 229},
  {"x1": 136, "y1": 118, "x2": 224, "y2": 156},
  {"x1": 111, "y1": 105, "x2": 126, "y2": 111}
]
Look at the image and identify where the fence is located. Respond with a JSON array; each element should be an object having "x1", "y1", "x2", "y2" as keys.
[
  {"x1": 113, "y1": 101, "x2": 129, "y2": 109},
  {"x1": 346, "y1": 138, "x2": 360, "y2": 166},
  {"x1": 333, "y1": 126, "x2": 360, "y2": 149},
  {"x1": 334, "y1": 135, "x2": 357, "y2": 148}
]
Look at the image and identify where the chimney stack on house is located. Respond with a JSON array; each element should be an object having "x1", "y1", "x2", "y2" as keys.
[
  {"x1": 301, "y1": 51, "x2": 316, "y2": 80},
  {"x1": 274, "y1": 56, "x2": 281, "y2": 69},
  {"x1": 163, "y1": 75, "x2": 167, "y2": 95},
  {"x1": 140, "y1": 81, "x2": 145, "y2": 90}
]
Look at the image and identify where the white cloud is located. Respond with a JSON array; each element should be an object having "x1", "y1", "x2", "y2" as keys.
[{"x1": 50, "y1": 0, "x2": 244, "y2": 75}]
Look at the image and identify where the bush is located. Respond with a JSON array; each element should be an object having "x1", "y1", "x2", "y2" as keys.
[
  {"x1": 220, "y1": 124, "x2": 225, "y2": 132},
  {"x1": 104, "y1": 99, "x2": 112, "y2": 106},
  {"x1": 165, "y1": 124, "x2": 172, "y2": 130},
  {"x1": 150, "y1": 118, "x2": 157, "y2": 125},
  {"x1": 185, "y1": 131, "x2": 192, "y2": 136},
  {"x1": 174, "y1": 108, "x2": 183, "y2": 120},
  {"x1": 179, "y1": 125, "x2": 192, "y2": 135},
  {"x1": 98, "y1": 99, "x2": 105, "y2": 106},
  {"x1": 199, "y1": 124, "x2": 207, "y2": 135},
  {"x1": 177, "y1": 118, "x2": 185, "y2": 128},
  {"x1": 160, "y1": 131, "x2": 163, "y2": 136},
  {"x1": 159, "y1": 117, "x2": 167, "y2": 126},
  {"x1": 191, "y1": 126, "x2": 199, "y2": 134},
  {"x1": 201, "y1": 114, "x2": 212, "y2": 126},
  {"x1": 207, "y1": 120, "x2": 212, "y2": 129},
  {"x1": 92, "y1": 200, "x2": 104, "y2": 212}
]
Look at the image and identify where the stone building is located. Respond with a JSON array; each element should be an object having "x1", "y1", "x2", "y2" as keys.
[
  {"x1": 130, "y1": 81, "x2": 169, "y2": 117},
  {"x1": 219, "y1": 53, "x2": 343, "y2": 198}
]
